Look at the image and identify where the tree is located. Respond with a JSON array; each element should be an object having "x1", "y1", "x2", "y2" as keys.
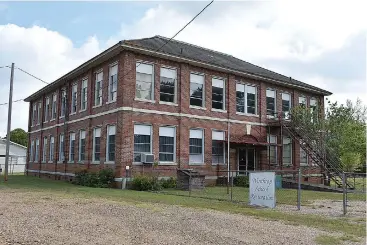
[
  {"x1": 291, "y1": 98, "x2": 366, "y2": 172},
  {"x1": 9, "y1": 128, "x2": 28, "y2": 147}
]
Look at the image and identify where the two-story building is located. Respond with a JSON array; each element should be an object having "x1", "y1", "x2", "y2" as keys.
[{"x1": 24, "y1": 35, "x2": 331, "y2": 184}]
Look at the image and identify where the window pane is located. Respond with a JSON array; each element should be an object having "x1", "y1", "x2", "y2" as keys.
[
  {"x1": 190, "y1": 83, "x2": 203, "y2": 106},
  {"x1": 160, "y1": 77, "x2": 175, "y2": 102},
  {"x1": 159, "y1": 153, "x2": 174, "y2": 162},
  {"x1": 266, "y1": 97, "x2": 275, "y2": 116},
  {"x1": 212, "y1": 86, "x2": 223, "y2": 109},
  {"x1": 247, "y1": 93, "x2": 256, "y2": 114},
  {"x1": 236, "y1": 91, "x2": 245, "y2": 112}
]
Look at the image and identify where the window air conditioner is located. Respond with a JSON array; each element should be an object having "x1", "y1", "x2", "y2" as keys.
[{"x1": 141, "y1": 153, "x2": 154, "y2": 164}]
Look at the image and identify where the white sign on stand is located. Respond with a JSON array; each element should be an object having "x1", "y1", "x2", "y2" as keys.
[{"x1": 249, "y1": 172, "x2": 276, "y2": 208}]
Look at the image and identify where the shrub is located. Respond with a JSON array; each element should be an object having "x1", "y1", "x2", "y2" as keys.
[
  {"x1": 131, "y1": 175, "x2": 162, "y2": 191},
  {"x1": 160, "y1": 177, "x2": 176, "y2": 188},
  {"x1": 73, "y1": 168, "x2": 115, "y2": 188},
  {"x1": 234, "y1": 176, "x2": 249, "y2": 187}
]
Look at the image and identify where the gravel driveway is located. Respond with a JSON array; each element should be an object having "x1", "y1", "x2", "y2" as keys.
[{"x1": 0, "y1": 190, "x2": 359, "y2": 245}]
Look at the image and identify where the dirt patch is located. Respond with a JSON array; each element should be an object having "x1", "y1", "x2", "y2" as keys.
[{"x1": 0, "y1": 191, "x2": 363, "y2": 245}]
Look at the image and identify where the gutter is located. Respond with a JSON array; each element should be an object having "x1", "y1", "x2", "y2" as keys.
[{"x1": 121, "y1": 44, "x2": 332, "y2": 96}]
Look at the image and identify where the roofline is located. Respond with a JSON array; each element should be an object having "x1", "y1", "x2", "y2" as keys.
[
  {"x1": 24, "y1": 39, "x2": 332, "y2": 102},
  {"x1": 121, "y1": 44, "x2": 332, "y2": 96},
  {"x1": 24, "y1": 41, "x2": 123, "y2": 102},
  {"x1": 0, "y1": 138, "x2": 27, "y2": 149}
]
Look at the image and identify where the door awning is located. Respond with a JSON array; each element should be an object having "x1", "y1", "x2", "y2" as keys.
[{"x1": 219, "y1": 135, "x2": 281, "y2": 147}]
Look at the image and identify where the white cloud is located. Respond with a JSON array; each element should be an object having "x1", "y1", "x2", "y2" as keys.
[
  {"x1": 0, "y1": 24, "x2": 102, "y2": 137},
  {"x1": 0, "y1": 1, "x2": 366, "y2": 136}
]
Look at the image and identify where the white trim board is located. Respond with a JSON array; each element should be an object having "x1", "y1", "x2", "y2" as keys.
[
  {"x1": 29, "y1": 107, "x2": 267, "y2": 133},
  {"x1": 27, "y1": 169, "x2": 75, "y2": 177}
]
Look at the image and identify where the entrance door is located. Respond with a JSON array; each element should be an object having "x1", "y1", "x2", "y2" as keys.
[{"x1": 238, "y1": 148, "x2": 256, "y2": 174}]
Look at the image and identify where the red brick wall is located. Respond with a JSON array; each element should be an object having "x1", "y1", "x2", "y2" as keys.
[{"x1": 27, "y1": 50, "x2": 325, "y2": 180}]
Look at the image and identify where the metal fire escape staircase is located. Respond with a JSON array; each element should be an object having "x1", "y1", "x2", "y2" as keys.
[{"x1": 279, "y1": 117, "x2": 354, "y2": 190}]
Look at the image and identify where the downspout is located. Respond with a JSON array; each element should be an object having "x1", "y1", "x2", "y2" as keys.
[
  {"x1": 63, "y1": 82, "x2": 69, "y2": 179},
  {"x1": 227, "y1": 74, "x2": 230, "y2": 186}
]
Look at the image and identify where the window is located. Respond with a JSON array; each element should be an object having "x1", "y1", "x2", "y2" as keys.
[
  {"x1": 59, "y1": 134, "x2": 64, "y2": 162},
  {"x1": 71, "y1": 83, "x2": 77, "y2": 113},
  {"x1": 300, "y1": 140, "x2": 308, "y2": 166},
  {"x1": 81, "y1": 79, "x2": 88, "y2": 110},
  {"x1": 49, "y1": 136, "x2": 54, "y2": 162},
  {"x1": 310, "y1": 98, "x2": 318, "y2": 122},
  {"x1": 190, "y1": 73, "x2": 204, "y2": 107},
  {"x1": 35, "y1": 138, "x2": 39, "y2": 162},
  {"x1": 60, "y1": 90, "x2": 66, "y2": 117},
  {"x1": 37, "y1": 102, "x2": 42, "y2": 124},
  {"x1": 282, "y1": 136, "x2": 292, "y2": 166},
  {"x1": 282, "y1": 93, "x2": 291, "y2": 119},
  {"x1": 79, "y1": 130, "x2": 86, "y2": 162},
  {"x1": 51, "y1": 93, "x2": 57, "y2": 120},
  {"x1": 93, "y1": 128, "x2": 101, "y2": 162},
  {"x1": 160, "y1": 67, "x2": 177, "y2": 103},
  {"x1": 106, "y1": 125, "x2": 116, "y2": 162},
  {"x1": 95, "y1": 71, "x2": 103, "y2": 106},
  {"x1": 212, "y1": 78, "x2": 225, "y2": 110},
  {"x1": 30, "y1": 139, "x2": 34, "y2": 162},
  {"x1": 136, "y1": 62, "x2": 154, "y2": 100},
  {"x1": 108, "y1": 64, "x2": 118, "y2": 102},
  {"x1": 32, "y1": 104, "x2": 37, "y2": 126},
  {"x1": 44, "y1": 97, "x2": 49, "y2": 122},
  {"x1": 212, "y1": 131, "x2": 225, "y2": 164},
  {"x1": 299, "y1": 96, "x2": 306, "y2": 107},
  {"x1": 134, "y1": 124, "x2": 152, "y2": 162},
  {"x1": 69, "y1": 132, "x2": 75, "y2": 162},
  {"x1": 189, "y1": 129, "x2": 204, "y2": 164},
  {"x1": 236, "y1": 84, "x2": 257, "y2": 114},
  {"x1": 42, "y1": 137, "x2": 47, "y2": 162},
  {"x1": 267, "y1": 135, "x2": 277, "y2": 165},
  {"x1": 159, "y1": 126, "x2": 175, "y2": 162},
  {"x1": 266, "y1": 89, "x2": 276, "y2": 117}
]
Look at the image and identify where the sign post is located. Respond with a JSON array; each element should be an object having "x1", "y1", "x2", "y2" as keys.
[{"x1": 249, "y1": 172, "x2": 276, "y2": 208}]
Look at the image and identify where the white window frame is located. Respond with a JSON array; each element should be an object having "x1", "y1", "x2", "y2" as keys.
[
  {"x1": 51, "y1": 93, "x2": 57, "y2": 120},
  {"x1": 267, "y1": 135, "x2": 277, "y2": 165},
  {"x1": 44, "y1": 97, "x2": 49, "y2": 122},
  {"x1": 71, "y1": 83, "x2": 78, "y2": 114},
  {"x1": 159, "y1": 126, "x2": 176, "y2": 164},
  {"x1": 81, "y1": 79, "x2": 88, "y2": 111},
  {"x1": 69, "y1": 132, "x2": 76, "y2": 163},
  {"x1": 211, "y1": 77, "x2": 225, "y2": 111},
  {"x1": 32, "y1": 104, "x2": 37, "y2": 126},
  {"x1": 108, "y1": 63, "x2": 118, "y2": 102},
  {"x1": 60, "y1": 89, "x2": 66, "y2": 118},
  {"x1": 30, "y1": 139, "x2": 35, "y2": 162},
  {"x1": 310, "y1": 98, "x2": 318, "y2": 123},
  {"x1": 79, "y1": 130, "x2": 86, "y2": 162},
  {"x1": 189, "y1": 128, "x2": 204, "y2": 165},
  {"x1": 236, "y1": 83, "x2": 257, "y2": 115},
  {"x1": 106, "y1": 125, "x2": 116, "y2": 162},
  {"x1": 282, "y1": 93, "x2": 291, "y2": 119},
  {"x1": 37, "y1": 102, "x2": 42, "y2": 125},
  {"x1": 212, "y1": 130, "x2": 225, "y2": 165},
  {"x1": 135, "y1": 61, "x2": 154, "y2": 101},
  {"x1": 58, "y1": 134, "x2": 64, "y2": 162},
  {"x1": 95, "y1": 71, "x2": 103, "y2": 106},
  {"x1": 159, "y1": 67, "x2": 177, "y2": 104},
  {"x1": 92, "y1": 127, "x2": 101, "y2": 162},
  {"x1": 133, "y1": 124, "x2": 152, "y2": 163},
  {"x1": 35, "y1": 138, "x2": 40, "y2": 162},
  {"x1": 49, "y1": 136, "x2": 54, "y2": 163},
  {"x1": 266, "y1": 89, "x2": 276, "y2": 117},
  {"x1": 282, "y1": 136, "x2": 292, "y2": 166},
  {"x1": 299, "y1": 96, "x2": 307, "y2": 107},
  {"x1": 189, "y1": 73, "x2": 205, "y2": 108},
  {"x1": 42, "y1": 137, "x2": 47, "y2": 163}
]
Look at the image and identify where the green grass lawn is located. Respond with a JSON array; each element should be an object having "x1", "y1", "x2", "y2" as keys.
[
  {"x1": 0, "y1": 175, "x2": 366, "y2": 240},
  {"x1": 163, "y1": 186, "x2": 365, "y2": 205}
]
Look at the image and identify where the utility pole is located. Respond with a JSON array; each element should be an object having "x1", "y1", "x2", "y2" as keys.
[{"x1": 4, "y1": 63, "x2": 15, "y2": 182}]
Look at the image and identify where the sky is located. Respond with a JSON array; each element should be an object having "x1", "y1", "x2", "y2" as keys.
[{"x1": 0, "y1": 0, "x2": 366, "y2": 137}]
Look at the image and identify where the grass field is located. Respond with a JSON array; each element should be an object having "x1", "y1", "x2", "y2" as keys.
[
  {"x1": 0, "y1": 175, "x2": 366, "y2": 242},
  {"x1": 163, "y1": 186, "x2": 366, "y2": 205}
]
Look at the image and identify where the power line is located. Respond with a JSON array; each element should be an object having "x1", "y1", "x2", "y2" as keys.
[
  {"x1": 0, "y1": 98, "x2": 24, "y2": 106},
  {"x1": 127, "y1": 0, "x2": 214, "y2": 77},
  {"x1": 15, "y1": 67, "x2": 49, "y2": 85}
]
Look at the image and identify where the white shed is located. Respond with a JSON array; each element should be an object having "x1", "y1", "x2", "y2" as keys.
[{"x1": 0, "y1": 138, "x2": 27, "y2": 174}]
